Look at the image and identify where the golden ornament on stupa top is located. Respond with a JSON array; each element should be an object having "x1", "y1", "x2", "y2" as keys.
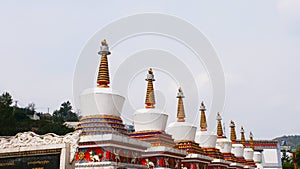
[
  {"x1": 217, "y1": 112, "x2": 224, "y2": 138},
  {"x1": 200, "y1": 101, "x2": 207, "y2": 131},
  {"x1": 176, "y1": 87, "x2": 185, "y2": 122},
  {"x1": 241, "y1": 126, "x2": 246, "y2": 147},
  {"x1": 97, "y1": 39, "x2": 111, "y2": 88},
  {"x1": 145, "y1": 68, "x2": 155, "y2": 108},
  {"x1": 230, "y1": 120, "x2": 237, "y2": 143}
]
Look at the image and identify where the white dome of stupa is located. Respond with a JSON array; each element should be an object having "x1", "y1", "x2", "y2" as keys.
[
  {"x1": 244, "y1": 147, "x2": 254, "y2": 160},
  {"x1": 232, "y1": 143, "x2": 244, "y2": 157},
  {"x1": 80, "y1": 87, "x2": 125, "y2": 117},
  {"x1": 196, "y1": 130, "x2": 217, "y2": 148},
  {"x1": 134, "y1": 108, "x2": 168, "y2": 132},
  {"x1": 253, "y1": 151, "x2": 262, "y2": 163},
  {"x1": 166, "y1": 87, "x2": 196, "y2": 142}
]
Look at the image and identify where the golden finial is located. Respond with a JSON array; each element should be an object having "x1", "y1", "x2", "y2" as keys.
[
  {"x1": 199, "y1": 101, "x2": 207, "y2": 131},
  {"x1": 176, "y1": 87, "x2": 185, "y2": 122},
  {"x1": 241, "y1": 126, "x2": 245, "y2": 147},
  {"x1": 250, "y1": 131, "x2": 254, "y2": 149},
  {"x1": 217, "y1": 112, "x2": 224, "y2": 138},
  {"x1": 149, "y1": 68, "x2": 153, "y2": 74},
  {"x1": 230, "y1": 120, "x2": 237, "y2": 143},
  {"x1": 145, "y1": 68, "x2": 155, "y2": 108},
  {"x1": 97, "y1": 39, "x2": 111, "y2": 88},
  {"x1": 102, "y1": 39, "x2": 107, "y2": 46}
]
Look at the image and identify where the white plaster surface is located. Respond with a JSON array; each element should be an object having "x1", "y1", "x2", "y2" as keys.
[
  {"x1": 216, "y1": 138, "x2": 232, "y2": 153},
  {"x1": 253, "y1": 152, "x2": 262, "y2": 163},
  {"x1": 244, "y1": 148, "x2": 254, "y2": 160},
  {"x1": 232, "y1": 143, "x2": 244, "y2": 157},
  {"x1": 80, "y1": 87, "x2": 125, "y2": 117},
  {"x1": 166, "y1": 121, "x2": 196, "y2": 141},
  {"x1": 262, "y1": 149, "x2": 279, "y2": 164},
  {"x1": 195, "y1": 131, "x2": 217, "y2": 148},
  {"x1": 133, "y1": 108, "x2": 168, "y2": 132}
]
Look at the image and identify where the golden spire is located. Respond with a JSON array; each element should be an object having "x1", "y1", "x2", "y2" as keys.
[
  {"x1": 176, "y1": 87, "x2": 185, "y2": 122},
  {"x1": 241, "y1": 126, "x2": 246, "y2": 147},
  {"x1": 217, "y1": 112, "x2": 224, "y2": 138},
  {"x1": 250, "y1": 131, "x2": 254, "y2": 149},
  {"x1": 199, "y1": 101, "x2": 207, "y2": 131},
  {"x1": 230, "y1": 120, "x2": 237, "y2": 143},
  {"x1": 145, "y1": 68, "x2": 155, "y2": 108},
  {"x1": 97, "y1": 39, "x2": 111, "y2": 88}
]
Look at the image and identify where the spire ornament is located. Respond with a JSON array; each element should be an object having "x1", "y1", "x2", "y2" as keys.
[
  {"x1": 145, "y1": 68, "x2": 155, "y2": 108},
  {"x1": 97, "y1": 39, "x2": 111, "y2": 88},
  {"x1": 199, "y1": 101, "x2": 207, "y2": 131},
  {"x1": 250, "y1": 131, "x2": 254, "y2": 149},
  {"x1": 176, "y1": 87, "x2": 185, "y2": 122},
  {"x1": 241, "y1": 126, "x2": 245, "y2": 147},
  {"x1": 230, "y1": 120, "x2": 237, "y2": 143},
  {"x1": 217, "y1": 112, "x2": 224, "y2": 138}
]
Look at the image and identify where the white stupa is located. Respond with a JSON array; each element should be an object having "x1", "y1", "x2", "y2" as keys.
[
  {"x1": 230, "y1": 122, "x2": 245, "y2": 159},
  {"x1": 244, "y1": 131, "x2": 256, "y2": 167},
  {"x1": 215, "y1": 112, "x2": 232, "y2": 153},
  {"x1": 195, "y1": 101, "x2": 217, "y2": 148},
  {"x1": 133, "y1": 68, "x2": 168, "y2": 132},
  {"x1": 166, "y1": 87, "x2": 197, "y2": 142},
  {"x1": 77, "y1": 39, "x2": 127, "y2": 135}
]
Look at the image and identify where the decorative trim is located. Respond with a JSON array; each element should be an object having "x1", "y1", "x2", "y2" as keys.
[{"x1": 0, "y1": 130, "x2": 81, "y2": 163}]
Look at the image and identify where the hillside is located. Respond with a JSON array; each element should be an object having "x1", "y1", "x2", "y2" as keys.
[
  {"x1": 273, "y1": 135, "x2": 300, "y2": 150},
  {"x1": 0, "y1": 92, "x2": 78, "y2": 136}
]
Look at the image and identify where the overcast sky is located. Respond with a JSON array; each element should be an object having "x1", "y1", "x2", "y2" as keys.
[{"x1": 0, "y1": 0, "x2": 299, "y2": 139}]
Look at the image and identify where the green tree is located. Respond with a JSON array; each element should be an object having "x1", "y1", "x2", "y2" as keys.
[
  {"x1": 282, "y1": 150, "x2": 293, "y2": 169},
  {"x1": 25, "y1": 103, "x2": 36, "y2": 115},
  {"x1": 0, "y1": 92, "x2": 13, "y2": 107},
  {"x1": 282, "y1": 161, "x2": 294, "y2": 169},
  {"x1": 53, "y1": 101, "x2": 79, "y2": 122},
  {"x1": 0, "y1": 92, "x2": 18, "y2": 136},
  {"x1": 0, "y1": 92, "x2": 13, "y2": 120},
  {"x1": 0, "y1": 92, "x2": 75, "y2": 136}
]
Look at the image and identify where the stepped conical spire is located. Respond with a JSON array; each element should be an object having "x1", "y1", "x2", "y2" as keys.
[
  {"x1": 241, "y1": 126, "x2": 246, "y2": 147},
  {"x1": 176, "y1": 87, "x2": 185, "y2": 122},
  {"x1": 145, "y1": 68, "x2": 155, "y2": 108},
  {"x1": 217, "y1": 112, "x2": 224, "y2": 138},
  {"x1": 199, "y1": 101, "x2": 207, "y2": 131},
  {"x1": 97, "y1": 39, "x2": 111, "y2": 88},
  {"x1": 250, "y1": 131, "x2": 254, "y2": 149},
  {"x1": 230, "y1": 120, "x2": 237, "y2": 143}
]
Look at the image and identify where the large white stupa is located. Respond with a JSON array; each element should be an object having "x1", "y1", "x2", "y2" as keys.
[
  {"x1": 243, "y1": 131, "x2": 256, "y2": 167},
  {"x1": 77, "y1": 39, "x2": 128, "y2": 136},
  {"x1": 195, "y1": 101, "x2": 217, "y2": 148},
  {"x1": 75, "y1": 40, "x2": 151, "y2": 169},
  {"x1": 133, "y1": 68, "x2": 168, "y2": 132},
  {"x1": 215, "y1": 113, "x2": 232, "y2": 154},
  {"x1": 194, "y1": 102, "x2": 225, "y2": 160},
  {"x1": 166, "y1": 87, "x2": 197, "y2": 142},
  {"x1": 230, "y1": 122, "x2": 247, "y2": 164}
]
